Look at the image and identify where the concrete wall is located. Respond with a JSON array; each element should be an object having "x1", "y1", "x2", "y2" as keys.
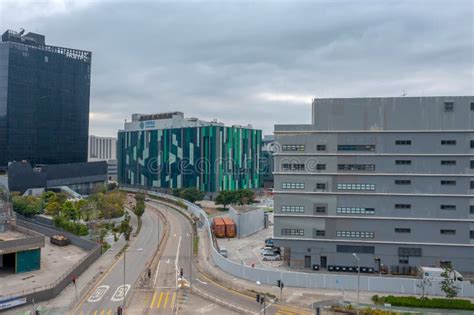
[{"x1": 229, "y1": 206, "x2": 265, "y2": 237}]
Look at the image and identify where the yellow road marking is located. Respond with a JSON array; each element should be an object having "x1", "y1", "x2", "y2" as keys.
[
  {"x1": 107, "y1": 310, "x2": 112, "y2": 315},
  {"x1": 156, "y1": 291, "x2": 164, "y2": 309},
  {"x1": 163, "y1": 292, "x2": 170, "y2": 308},
  {"x1": 93, "y1": 311, "x2": 97, "y2": 315},
  {"x1": 171, "y1": 292, "x2": 176, "y2": 308},
  {"x1": 100, "y1": 311, "x2": 104, "y2": 315},
  {"x1": 150, "y1": 291, "x2": 157, "y2": 308}
]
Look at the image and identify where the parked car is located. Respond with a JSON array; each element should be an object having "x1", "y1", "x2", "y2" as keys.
[
  {"x1": 265, "y1": 238, "x2": 274, "y2": 246},
  {"x1": 261, "y1": 246, "x2": 280, "y2": 255},
  {"x1": 219, "y1": 248, "x2": 228, "y2": 258},
  {"x1": 262, "y1": 252, "x2": 281, "y2": 261}
]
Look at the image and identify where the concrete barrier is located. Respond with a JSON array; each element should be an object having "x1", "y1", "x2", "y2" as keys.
[{"x1": 124, "y1": 186, "x2": 474, "y2": 298}]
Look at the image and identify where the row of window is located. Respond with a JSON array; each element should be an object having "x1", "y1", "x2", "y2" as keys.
[
  {"x1": 282, "y1": 229, "x2": 471, "y2": 238},
  {"x1": 337, "y1": 231, "x2": 375, "y2": 238},
  {"x1": 280, "y1": 204, "x2": 473, "y2": 213},
  {"x1": 281, "y1": 228, "x2": 304, "y2": 236},
  {"x1": 337, "y1": 164, "x2": 375, "y2": 171},
  {"x1": 336, "y1": 183, "x2": 376, "y2": 191},
  {"x1": 281, "y1": 205, "x2": 304, "y2": 213},
  {"x1": 282, "y1": 144, "x2": 305, "y2": 152},
  {"x1": 281, "y1": 182, "x2": 305, "y2": 189},
  {"x1": 337, "y1": 207, "x2": 375, "y2": 214}
]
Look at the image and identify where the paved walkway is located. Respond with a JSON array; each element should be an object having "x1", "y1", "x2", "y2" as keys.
[{"x1": 6, "y1": 210, "x2": 138, "y2": 315}]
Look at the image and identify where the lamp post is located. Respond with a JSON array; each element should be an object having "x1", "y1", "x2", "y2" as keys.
[
  {"x1": 123, "y1": 247, "x2": 143, "y2": 313},
  {"x1": 352, "y1": 253, "x2": 360, "y2": 314}
]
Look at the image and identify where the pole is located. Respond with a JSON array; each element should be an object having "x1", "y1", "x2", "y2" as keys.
[
  {"x1": 357, "y1": 259, "x2": 360, "y2": 315},
  {"x1": 189, "y1": 231, "x2": 192, "y2": 289},
  {"x1": 123, "y1": 249, "x2": 126, "y2": 312}
]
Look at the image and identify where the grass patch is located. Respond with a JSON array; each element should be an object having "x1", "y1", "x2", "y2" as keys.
[
  {"x1": 101, "y1": 242, "x2": 111, "y2": 253},
  {"x1": 193, "y1": 235, "x2": 199, "y2": 255},
  {"x1": 372, "y1": 295, "x2": 474, "y2": 311}
]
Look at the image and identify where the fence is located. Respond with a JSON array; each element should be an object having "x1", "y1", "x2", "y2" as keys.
[
  {"x1": 1, "y1": 219, "x2": 101, "y2": 308},
  {"x1": 125, "y1": 187, "x2": 474, "y2": 298}
]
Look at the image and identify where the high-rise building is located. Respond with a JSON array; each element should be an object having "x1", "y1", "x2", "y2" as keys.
[
  {"x1": 273, "y1": 96, "x2": 474, "y2": 272},
  {"x1": 88, "y1": 135, "x2": 117, "y2": 180},
  {"x1": 0, "y1": 29, "x2": 91, "y2": 169},
  {"x1": 118, "y1": 112, "x2": 262, "y2": 192}
]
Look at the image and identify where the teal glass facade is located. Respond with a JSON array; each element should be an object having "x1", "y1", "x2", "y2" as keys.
[{"x1": 118, "y1": 126, "x2": 262, "y2": 192}]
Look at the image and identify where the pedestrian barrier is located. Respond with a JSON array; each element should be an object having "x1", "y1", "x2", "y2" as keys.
[{"x1": 124, "y1": 186, "x2": 474, "y2": 298}]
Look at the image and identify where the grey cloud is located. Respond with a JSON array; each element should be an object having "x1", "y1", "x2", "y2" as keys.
[{"x1": 0, "y1": 0, "x2": 472, "y2": 137}]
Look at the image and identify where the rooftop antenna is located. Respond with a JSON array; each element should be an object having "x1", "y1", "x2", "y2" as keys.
[
  {"x1": 402, "y1": 90, "x2": 407, "y2": 97},
  {"x1": 18, "y1": 28, "x2": 25, "y2": 36}
]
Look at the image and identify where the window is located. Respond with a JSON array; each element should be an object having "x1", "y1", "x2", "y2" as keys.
[
  {"x1": 313, "y1": 229, "x2": 326, "y2": 237},
  {"x1": 314, "y1": 204, "x2": 327, "y2": 214},
  {"x1": 282, "y1": 144, "x2": 305, "y2": 152},
  {"x1": 470, "y1": 231, "x2": 474, "y2": 239},
  {"x1": 337, "y1": 245, "x2": 375, "y2": 254},
  {"x1": 471, "y1": 205, "x2": 474, "y2": 214},
  {"x1": 316, "y1": 144, "x2": 327, "y2": 151},
  {"x1": 444, "y1": 101, "x2": 454, "y2": 112},
  {"x1": 316, "y1": 183, "x2": 326, "y2": 190},
  {"x1": 282, "y1": 163, "x2": 305, "y2": 171},
  {"x1": 441, "y1": 180, "x2": 456, "y2": 186},
  {"x1": 336, "y1": 231, "x2": 374, "y2": 238},
  {"x1": 44, "y1": 56, "x2": 48, "y2": 62},
  {"x1": 398, "y1": 247, "x2": 422, "y2": 256},
  {"x1": 399, "y1": 256, "x2": 409, "y2": 264},
  {"x1": 471, "y1": 140, "x2": 474, "y2": 149},
  {"x1": 337, "y1": 207, "x2": 375, "y2": 215},
  {"x1": 441, "y1": 140, "x2": 456, "y2": 145},
  {"x1": 471, "y1": 161, "x2": 474, "y2": 169},
  {"x1": 336, "y1": 183, "x2": 375, "y2": 191},
  {"x1": 471, "y1": 102, "x2": 474, "y2": 111},
  {"x1": 281, "y1": 205, "x2": 304, "y2": 213},
  {"x1": 441, "y1": 160, "x2": 456, "y2": 165},
  {"x1": 395, "y1": 160, "x2": 412, "y2": 165},
  {"x1": 281, "y1": 229, "x2": 304, "y2": 236},
  {"x1": 440, "y1": 205, "x2": 456, "y2": 210},
  {"x1": 440, "y1": 229, "x2": 456, "y2": 235},
  {"x1": 282, "y1": 182, "x2": 305, "y2": 189},
  {"x1": 471, "y1": 181, "x2": 474, "y2": 189},
  {"x1": 395, "y1": 140, "x2": 412, "y2": 145},
  {"x1": 337, "y1": 164, "x2": 375, "y2": 171},
  {"x1": 395, "y1": 204, "x2": 411, "y2": 209},
  {"x1": 395, "y1": 180, "x2": 411, "y2": 185},
  {"x1": 316, "y1": 164, "x2": 326, "y2": 171},
  {"x1": 395, "y1": 228, "x2": 411, "y2": 233},
  {"x1": 337, "y1": 144, "x2": 375, "y2": 152}
]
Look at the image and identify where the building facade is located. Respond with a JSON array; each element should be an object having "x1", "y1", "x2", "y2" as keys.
[
  {"x1": 118, "y1": 112, "x2": 262, "y2": 192},
  {"x1": 88, "y1": 135, "x2": 117, "y2": 180},
  {"x1": 273, "y1": 96, "x2": 474, "y2": 272},
  {"x1": 0, "y1": 29, "x2": 91, "y2": 169}
]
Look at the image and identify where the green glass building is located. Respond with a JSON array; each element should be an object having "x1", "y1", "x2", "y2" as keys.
[{"x1": 117, "y1": 112, "x2": 262, "y2": 192}]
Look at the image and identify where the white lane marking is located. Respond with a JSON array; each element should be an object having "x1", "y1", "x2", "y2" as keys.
[
  {"x1": 111, "y1": 284, "x2": 131, "y2": 302},
  {"x1": 153, "y1": 260, "x2": 161, "y2": 288},
  {"x1": 174, "y1": 233, "x2": 176, "y2": 237},
  {"x1": 166, "y1": 258, "x2": 170, "y2": 264},
  {"x1": 175, "y1": 235, "x2": 182, "y2": 288},
  {"x1": 186, "y1": 233, "x2": 190, "y2": 237},
  {"x1": 87, "y1": 285, "x2": 109, "y2": 303},
  {"x1": 196, "y1": 278, "x2": 207, "y2": 285},
  {"x1": 196, "y1": 303, "x2": 219, "y2": 313}
]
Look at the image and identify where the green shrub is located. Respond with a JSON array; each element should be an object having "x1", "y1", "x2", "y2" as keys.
[{"x1": 373, "y1": 295, "x2": 474, "y2": 310}]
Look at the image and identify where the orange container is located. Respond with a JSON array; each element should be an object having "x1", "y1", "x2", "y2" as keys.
[
  {"x1": 212, "y1": 217, "x2": 226, "y2": 238},
  {"x1": 222, "y1": 217, "x2": 236, "y2": 238}
]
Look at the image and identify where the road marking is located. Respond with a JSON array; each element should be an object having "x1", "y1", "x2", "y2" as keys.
[
  {"x1": 163, "y1": 292, "x2": 170, "y2": 308},
  {"x1": 174, "y1": 233, "x2": 176, "y2": 237},
  {"x1": 111, "y1": 284, "x2": 131, "y2": 302},
  {"x1": 167, "y1": 258, "x2": 170, "y2": 264},
  {"x1": 150, "y1": 291, "x2": 157, "y2": 308},
  {"x1": 156, "y1": 292, "x2": 164, "y2": 309},
  {"x1": 153, "y1": 260, "x2": 161, "y2": 287},
  {"x1": 100, "y1": 311, "x2": 104, "y2": 315},
  {"x1": 171, "y1": 292, "x2": 176, "y2": 308},
  {"x1": 175, "y1": 236, "x2": 182, "y2": 288},
  {"x1": 107, "y1": 311, "x2": 112, "y2": 315},
  {"x1": 87, "y1": 285, "x2": 110, "y2": 303},
  {"x1": 196, "y1": 278, "x2": 207, "y2": 285},
  {"x1": 93, "y1": 311, "x2": 97, "y2": 315}
]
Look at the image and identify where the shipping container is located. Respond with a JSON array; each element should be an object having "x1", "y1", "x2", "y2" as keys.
[
  {"x1": 212, "y1": 217, "x2": 226, "y2": 238},
  {"x1": 222, "y1": 217, "x2": 236, "y2": 238}
]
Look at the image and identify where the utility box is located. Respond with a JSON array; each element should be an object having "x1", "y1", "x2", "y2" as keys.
[
  {"x1": 222, "y1": 217, "x2": 236, "y2": 238},
  {"x1": 212, "y1": 217, "x2": 226, "y2": 238}
]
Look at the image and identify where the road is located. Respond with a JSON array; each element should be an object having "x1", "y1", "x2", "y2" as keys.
[
  {"x1": 74, "y1": 207, "x2": 162, "y2": 315},
  {"x1": 130, "y1": 200, "x2": 307, "y2": 315}
]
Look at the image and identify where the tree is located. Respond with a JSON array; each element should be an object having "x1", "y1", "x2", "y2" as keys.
[
  {"x1": 134, "y1": 192, "x2": 145, "y2": 218},
  {"x1": 440, "y1": 265, "x2": 459, "y2": 298},
  {"x1": 236, "y1": 189, "x2": 255, "y2": 205},
  {"x1": 179, "y1": 188, "x2": 205, "y2": 203},
  {"x1": 215, "y1": 191, "x2": 235, "y2": 209},
  {"x1": 44, "y1": 201, "x2": 62, "y2": 216},
  {"x1": 12, "y1": 195, "x2": 42, "y2": 217},
  {"x1": 62, "y1": 201, "x2": 79, "y2": 221}
]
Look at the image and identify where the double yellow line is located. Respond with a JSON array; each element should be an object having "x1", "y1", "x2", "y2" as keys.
[{"x1": 149, "y1": 291, "x2": 176, "y2": 309}]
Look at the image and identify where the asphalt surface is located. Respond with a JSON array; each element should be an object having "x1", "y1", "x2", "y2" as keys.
[{"x1": 74, "y1": 208, "x2": 162, "y2": 315}]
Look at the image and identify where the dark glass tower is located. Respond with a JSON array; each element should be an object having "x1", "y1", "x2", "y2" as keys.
[{"x1": 0, "y1": 30, "x2": 91, "y2": 169}]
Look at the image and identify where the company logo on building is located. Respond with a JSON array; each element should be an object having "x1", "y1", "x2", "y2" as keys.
[
  {"x1": 140, "y1": 121, "x2": 156, "y2": 129},
  {"x1": 139, "y1": 121, "x2": 145, "y2": 129}
]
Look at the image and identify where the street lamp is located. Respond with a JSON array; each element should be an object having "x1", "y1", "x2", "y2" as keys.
[
  {"x1": 352, "y1": 253, "x2": 360, "y2": 314},
  {"x1": 123, "y1": 247, "x2": 143, "y2": 313}
]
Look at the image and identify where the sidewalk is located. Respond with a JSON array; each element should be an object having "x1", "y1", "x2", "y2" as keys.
[{"x1": 7, "y1": 210, "x2": 138, "y2": 315}]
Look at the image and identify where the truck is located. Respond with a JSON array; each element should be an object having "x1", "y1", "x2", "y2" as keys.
[
  {"x1": 212, "y1": 217, "x2": 226, "y2": 238},
  {"x1": 222, "y1": 217, "x2": 236, "y2": 238},
  {"x1": 418, "y1": 267, "x2": 464, "y2": 282}
]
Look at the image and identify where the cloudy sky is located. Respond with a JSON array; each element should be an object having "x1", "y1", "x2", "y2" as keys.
[{"x1": 0, "y1": 0, "x2": 473, "y2": 137}]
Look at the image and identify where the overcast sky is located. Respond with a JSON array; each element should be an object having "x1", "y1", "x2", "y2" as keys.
[{"x1": 1, "y1": 0, "x2": 473, "y2": 137}]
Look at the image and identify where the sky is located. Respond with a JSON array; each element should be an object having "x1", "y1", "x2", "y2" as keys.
[{"x1": 0, "y1": 0, "x2": 473, "y2": 137}]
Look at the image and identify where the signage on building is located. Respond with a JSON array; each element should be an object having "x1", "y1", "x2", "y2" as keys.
[{"x1": 139, "y1": 121, "x2": 156, "y2": 129}]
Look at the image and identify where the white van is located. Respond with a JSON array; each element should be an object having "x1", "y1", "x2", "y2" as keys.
[{"x1": 419, "y1": 267, "x2": 463, "y2": 282}]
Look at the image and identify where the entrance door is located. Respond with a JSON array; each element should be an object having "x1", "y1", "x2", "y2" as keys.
[
  {"x1": 320, "y1": 256, "x2": 327, "y2": 269},
  {"x1": 304, "y1": 255, "x2": 311, "y2": 268}
]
